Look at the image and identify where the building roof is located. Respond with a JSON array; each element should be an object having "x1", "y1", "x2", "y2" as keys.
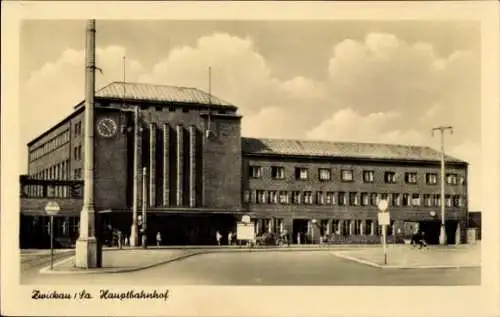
[
  {"x1": 241, "y1": 137, "x2": 466, "y2": 164},
  {"x1": 94, "y1": 82, "x2": 235, "y2": 108}
]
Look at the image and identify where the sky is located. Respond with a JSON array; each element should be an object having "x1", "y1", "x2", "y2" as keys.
[{"x1": 20, "y1": 20, "x2": 482, "y2": 210}]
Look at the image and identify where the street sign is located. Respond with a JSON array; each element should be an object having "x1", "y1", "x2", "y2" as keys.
[
  {"x1": 378, "y1": 212, "x2": 390, "y2": 225},
  {"x1": 241, "y1": 215, "x2": 251, "y2": 224},
  {"x1": 237, "y1": 222, "x2": 255, "y2": 240},
  {"x1": 377, "y1": 199, "x2": 388, "y2": 212},
  {"x1": 44, "y1": 201, "x2": 60, "y2": 216}
]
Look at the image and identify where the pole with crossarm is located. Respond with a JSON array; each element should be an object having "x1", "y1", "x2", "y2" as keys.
[{"x1": 432, "y1": 126, "x2": 453, "y2": 245}]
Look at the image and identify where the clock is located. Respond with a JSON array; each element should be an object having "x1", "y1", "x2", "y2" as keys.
[{"x1": 96, "y1": 117, "x2": 118, "y2": 138}]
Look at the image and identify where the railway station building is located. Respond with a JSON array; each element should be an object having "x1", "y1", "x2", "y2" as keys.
[{"x1": 20, "y1": 82, "x2": 469, "y2": 247}]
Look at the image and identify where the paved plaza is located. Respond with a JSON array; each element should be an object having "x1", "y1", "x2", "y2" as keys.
[{"x1": 21, "y1": 244, "x2": 481, "y2": 285}]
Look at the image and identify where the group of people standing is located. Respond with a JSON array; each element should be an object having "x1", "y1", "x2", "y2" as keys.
[{"x1": 215, "y1": 230, "x2": 236, "y2": 245}]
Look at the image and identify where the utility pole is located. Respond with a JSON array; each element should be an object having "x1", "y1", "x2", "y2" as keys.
[
  {"x1": 432, "y1": 126, "x2": 453, "y2": 245},
  {"x1": 142, "y1": 167, "x2": 147, "y2": 248},
  {"x1": 75, "y1": 19, "x2": 99, "y2": 268},
  {"x1": 121, "y1": 56, "x2": 140, "y2": 247}
]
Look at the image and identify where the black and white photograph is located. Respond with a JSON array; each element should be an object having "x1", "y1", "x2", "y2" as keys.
[{"x1": 2, "y1": 1, "x2": 499, "y2": 317}]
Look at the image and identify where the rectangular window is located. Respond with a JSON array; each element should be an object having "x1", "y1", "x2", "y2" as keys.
[
  {"x1": 295, "y1": 167, "x2": 309, "y2": 180},
  {"x1": 363, "y1": 170, "x2": 374, "y2": 183},
  {"x1": 426, "y1": 173, "x2": 438, "y2": 185},
  {"x1": 402, "y1": 193, "x2": 410, "y2": 207},
  {"x1": 446, "y1": 173, "x2": 458, "y2": 185},
  {"x1": 393, "y1": 193, "x2": 402, "y2": 207},
  {"x1": 361, "y1": 193, "x2": 369, "y2": 206},
  {"x1": 292, "y1": 191, "x2": 301, "y2": 204},
  {"x1": 370, "y1": 193, "x2": 378, "y2": 206},
  {"x1": 411, "y1": 194, "x2": 421, "y2": 206},
  {"x1": 384, "y1": 171, "x2": 397, "y2": 183},
  {"x1": 279, "y1": 191, "x2": 289, "y2": 204},
  {"x1": 256, "y1": 190, "x2": 266, "y2": 204},
  {"x1": 338, "y1": 192, "x2": 346, "y2": 206},
  {"x1": 268, "y1": 191, "x2": 278, "y2": 204},
  {"x1": 326, "y1": 192, "x2": 336, "y2": 205},
  {"x1": 341, "y1": 169, "x2": 354, "y2": 182},
  {"x1": 316, "y1": 192, "x2": 325, "y2": 205},
  {"x1": 445, "y1": 195, "x2": 452, "y2": 207},
  {"x1": 249, "y1": 166, "x2": 262, "y2": 178},
  {"x1": 424, "y1": 194, "x2": 432, "y2": 207},
  {"x1": 349, "y1": 192, "x2": 359, "y2": 206},
  {"x1": 433, "y1": 194, "x2": 441, "y2": 207},
  {"x1": 318, "y1": 168, "x2": 331, "y2": 181},
  {"x1": 458, "y1": 176, "x2": 466, "y2": 185},
  {"x1": 271, "y1": 166, "x2": 285, "y2": 179},
  {"x1": 304, "y1": 191, "x2": 313, "y2": 204},
  {"x1": 405, "y1": 172, "x2": 418, "y2": 184}
]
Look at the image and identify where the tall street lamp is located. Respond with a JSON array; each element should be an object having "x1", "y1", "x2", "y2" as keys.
[
  {"x1": 75, "y1": 19, "x2": 100, "y2": 268},
  {"x1": 432, "y1": 126, "x2": 453, "y2": 245}
]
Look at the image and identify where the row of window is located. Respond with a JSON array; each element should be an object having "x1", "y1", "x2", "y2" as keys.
[
  {"x1": 243, "y1": 190, "x2": 465, "y2": 208},
  {"x1": 249, "y1": 166, "x2": 465, "y2": 185},
  {"x1": 29, "y1": 129, "x2": 70, "y2": 161},
  {"x1": 74, "y1": 145, "x2": 83, "y2": 161},
  {"x1": 31, "y1": 159, "x2": 71, "y2": 181}
]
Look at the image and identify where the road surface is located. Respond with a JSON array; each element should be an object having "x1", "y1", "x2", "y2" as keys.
[{"x1": 21, "y1": 250, "x2": 480, "y2": 285}]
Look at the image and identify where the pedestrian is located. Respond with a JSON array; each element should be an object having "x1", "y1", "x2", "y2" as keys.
[
  {"x1": 410, "y1": 231, "x2": 420, "y2": 248},
  {"x1": 228, "y1": 232, "x2": 233, "y2": 246},
  {"x1": 216, "y1": 230, "x2": 222, "y2": 246},
  {"x1": 124, "y1": 236, "x2": 129, "y2": 247},
  {"x1": 117, "y1": 230, "x2": 122, "y2": 249},
  {"x1": 419, "y1": 232, "x2": 427, "y2": 249},
  {"x1": 156, "y1": 231, "x2": 162, "y2": 247},
  {"x1": 297, "y1": 232, "x2": 301, "y2": 245}
]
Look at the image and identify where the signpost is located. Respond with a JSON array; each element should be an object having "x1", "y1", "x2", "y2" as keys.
[
  {"x1": 45, "y1": 201, "x2": 61, "y2": 270},
  {"x1": 377, "y1": 199, "x2": 389, "y2": 265}
]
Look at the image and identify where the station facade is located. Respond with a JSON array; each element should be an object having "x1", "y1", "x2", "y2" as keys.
[{"x1": 21, "y1": 82, "x2": 469, "y2": 247}]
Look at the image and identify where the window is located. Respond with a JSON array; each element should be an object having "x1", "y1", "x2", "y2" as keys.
[
  {"x1": 268, "y1": 191, "x2": 278, "y2": 204},
  {"x1": 363, "y1": 171, "x2": 374, "y2": 183},
  {"x1": 279, "y1": 191, "x2": 289, "y2": 204},
  {"x1": 249, "y1": 166, "x2": 262, "y2": 178},
  {"x1": 74, "y1": 168, "x2": 82, "y2": 179},
  {"x1": 384, "y1": 171, "x2": 397, "y2": 183},
  {"x1": 256, "y1": 190, "x2": 266, "y2": 204},
  {"x1": 411, "y1": 194, "x2": 421, "y2": 206},
  {"x1": 316, "y1": 192, "x2": 325, "y2": 205},
  {"x1": 393, "y1": 193, "x2": 402, "y2": 207},
  {"x1": 446, "y1": 173, "x2": 458, "y2": 185},
  {"x1": 458, "y1": 176, "x2": 466, "y2": 185},
  {"x1": 271, "y1": 166, "x2": 285, "y2": 179},
  {"x1": 445, "y1": 195, "x2": 452, "y2": 207},
  {"x1": 426, "y1": 173, "x2": 438, "y2": 185},
  {"x1": 361, "y1": 193, "x2": 370, "y2": 206},
  {"x1": 341, "y1": 170, "x2": 354, "y2": 182},
  {"x1": 424, "y1": 194, "x2": 432, "y2": 207},
  {"x1": 402, "y1": 194, "x2": 410, "y2": 207},
  {"x1": 338, "y1": 192, "x2": 347, "y2": 206},
  {"x1": 304, "y1": 192, "x2": 313, "y2": 204},
  {"x1": 349, "y1": 192, "x2": 359, "y2": 206},
  {"x1": 453, "y1": 195, "x2": 463, "y2": 208},
  {"x1": 292, "y1": 191, "x2": 301, "y2": 204},
  {"x1": 295, "y1": 167, "x2": 309, "y2": 180},
  {"x1": 405, "y1": 172, "x2": 417, "y2": 184},
  {"x1": 326, "y1": 192, "x2": 336, "y2": 205},
  {"x1": 433, "y1": 194, "x2": 441, "y2": 207},
  {"x1": 370, "y1": 193, "x2": 378, "y2": 206},
  {"x1": 318, "y1": 168, "x2": 331, "y2": 181}
]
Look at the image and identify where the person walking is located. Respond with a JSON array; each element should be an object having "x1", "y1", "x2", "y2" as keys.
[
  {"x1": 228, "y1": 232, "x2": 233, "y2": 246},
  {"x1": 124, "y1": 236, "x2": 129, "y2": 247},
  {"x1": 156, "y1": 231, "x2": 162, "y2": 247},
  {"x1": 419, "y1": 232, "x2": 427, "y2": 249},
  {"x1": 216, "y1": 230, "x2": 222, "y2": 246},
  {"x1": 297, "y1": 232, "x2": 301, "y2": 245},
  {"x1": 117, "y1": 230, "x2": 122, "y2": 249}
]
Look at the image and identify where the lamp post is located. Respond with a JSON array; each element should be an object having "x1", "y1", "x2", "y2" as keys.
[
  {"x1": 75, "y1": 19, "x2": 99, "y2": 268},
  {"x1": 141, "y1": 167, "x2": 148, "y2": 248},
  {"x1": 432, "y1": 126, "x2": 453, "y2": 245},
  {"x1": 377, "y1": 200, "x2": 389, "y2": 265}
]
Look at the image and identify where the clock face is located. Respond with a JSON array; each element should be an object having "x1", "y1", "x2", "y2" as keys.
[{"x1": 96, "y1": 117, "x2": 118, "y2": 138}]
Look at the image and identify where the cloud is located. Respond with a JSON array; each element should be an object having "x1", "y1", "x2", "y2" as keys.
[
  {"x1": 306, "y1": 108, "x2": 426, "y2": 145},
  {"x1": 21, "y1": 31, "x2": 481, "y2": 209}
]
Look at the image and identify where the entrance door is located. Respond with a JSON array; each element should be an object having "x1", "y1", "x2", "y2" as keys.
[
  {"x1": 445, "y1": 220, "x2": 458, "y2": 245},
  {"x1": 418, "y1": 220, "x2": 441, "y2": 245},
  {"x1": 292, "y1": 219, "x2": 308, "y2": 243}
]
